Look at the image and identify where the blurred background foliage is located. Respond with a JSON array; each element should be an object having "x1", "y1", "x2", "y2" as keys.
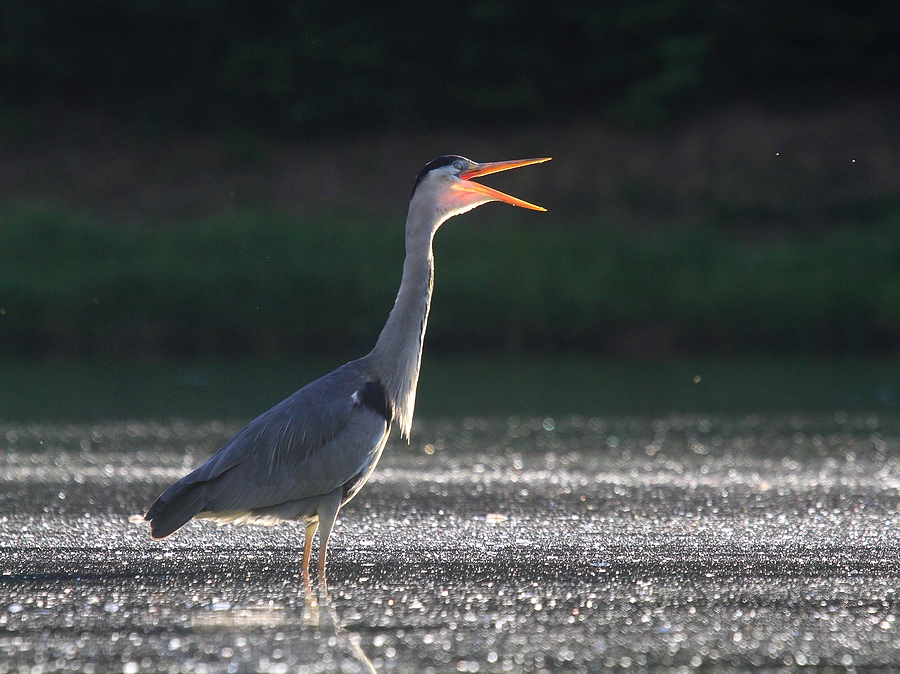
[
  {"x1": 2, "y1": 0, "x2": 897, "y2": 131},
  {"x1": 0, "y1": 0, "x2": 898, "y2": 360},
  {"x1": 1, "y1": 208, "x2": 897, "y2": 359}
]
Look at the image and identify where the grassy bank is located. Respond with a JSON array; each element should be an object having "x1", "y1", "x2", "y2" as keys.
[{"x1": 1, "y1": 207, "x2": 898, "y2": 358}]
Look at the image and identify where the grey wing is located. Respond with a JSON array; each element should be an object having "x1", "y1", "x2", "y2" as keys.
[{"x1": 160, "y1": 360, "x2": 389, "y2": 515}]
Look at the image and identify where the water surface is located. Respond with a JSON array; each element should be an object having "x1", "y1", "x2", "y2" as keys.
[
  {"x1": 1, "y1": 355, "x2": 897, "y2": 421},
  {"x1": 2, "y1": 413, "x2": 900, "y2": 671}
]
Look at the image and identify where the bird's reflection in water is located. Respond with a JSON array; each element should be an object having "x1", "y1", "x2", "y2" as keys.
[
  {"x1": 305, "y1": 588, "x2": 378, "y2": 673},
  {"x1": 188, "y1": 586, "x2": 377, "y2": 672}
]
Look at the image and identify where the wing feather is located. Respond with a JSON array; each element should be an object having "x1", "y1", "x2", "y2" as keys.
[{"x1": 151, "y1": 358, "x2": 389, "y2": 522}]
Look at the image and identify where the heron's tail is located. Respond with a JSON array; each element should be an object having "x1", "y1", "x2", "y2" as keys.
[{"x1": 145, "y1": 481, "x2": 209, "y2": 539}]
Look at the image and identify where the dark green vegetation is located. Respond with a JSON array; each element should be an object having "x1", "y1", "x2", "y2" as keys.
[
  {"x1": 2, "y1": 2, "x2": 896, "y2": 133},
  {"x1": 1, "y1": 3, "x2": 897, "y2": 363},
  {"x1": 1, "y1": 208, "x2": 897, "y2": 359}
]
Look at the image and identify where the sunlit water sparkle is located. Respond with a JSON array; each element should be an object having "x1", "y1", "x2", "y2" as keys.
[{"x1": 2, "y1": 414, "x2": 899, "y2": 671}]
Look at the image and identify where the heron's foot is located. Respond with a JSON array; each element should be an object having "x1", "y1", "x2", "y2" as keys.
[{"x1": 302, "y1": 567, "x2": 315, "y2": 599}]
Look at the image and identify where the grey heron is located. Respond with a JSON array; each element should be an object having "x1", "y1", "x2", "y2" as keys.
[{"x1": 145, "y1": 155, "x2": 550, "y2": 586}]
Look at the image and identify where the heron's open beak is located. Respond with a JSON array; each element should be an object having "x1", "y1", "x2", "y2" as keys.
[{"x1": 459, "y1": 157, "x2": 551, "y2": 211}]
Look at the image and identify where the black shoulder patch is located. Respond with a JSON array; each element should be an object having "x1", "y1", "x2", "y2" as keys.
[
  {"x1": 356, "y1": 380, "x2": 392, "y2": 422},
  {"x1": 411, "y1": 155, "x2": 469, "y2": 199}
]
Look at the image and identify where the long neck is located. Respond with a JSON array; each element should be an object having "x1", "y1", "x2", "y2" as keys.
[{"x1": 368, "y1": 210, "x2": 437, "y2": 439}]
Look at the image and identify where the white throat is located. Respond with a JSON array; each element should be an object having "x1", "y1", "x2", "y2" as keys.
[
  {"x1": 367, "y1": 169, "x2": 498, "y2": 439},
  {"x1": 368, "y1": 199, "x2": 442, "y2": 438}
]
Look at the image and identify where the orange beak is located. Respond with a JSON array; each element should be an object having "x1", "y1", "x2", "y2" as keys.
[{"x1": 458, "y1": 157, "x2": 551, "y2": 211}]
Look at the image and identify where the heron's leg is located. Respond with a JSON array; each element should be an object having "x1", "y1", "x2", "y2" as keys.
[
  {"x1": 303, "y1": 520, "x2": 319, "y2": 595},
  {"x1": 315, "y1": 488, "x2": 343, "y2": 591}
]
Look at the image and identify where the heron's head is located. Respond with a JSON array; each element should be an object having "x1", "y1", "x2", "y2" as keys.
[{"x1": 410, "y1": 155, "x2": 550, "y2": 224}]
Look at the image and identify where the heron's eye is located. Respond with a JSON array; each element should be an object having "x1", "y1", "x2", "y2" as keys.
[{"x1": 453, "y1": 160, "x2": 465, "y2": 171}]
